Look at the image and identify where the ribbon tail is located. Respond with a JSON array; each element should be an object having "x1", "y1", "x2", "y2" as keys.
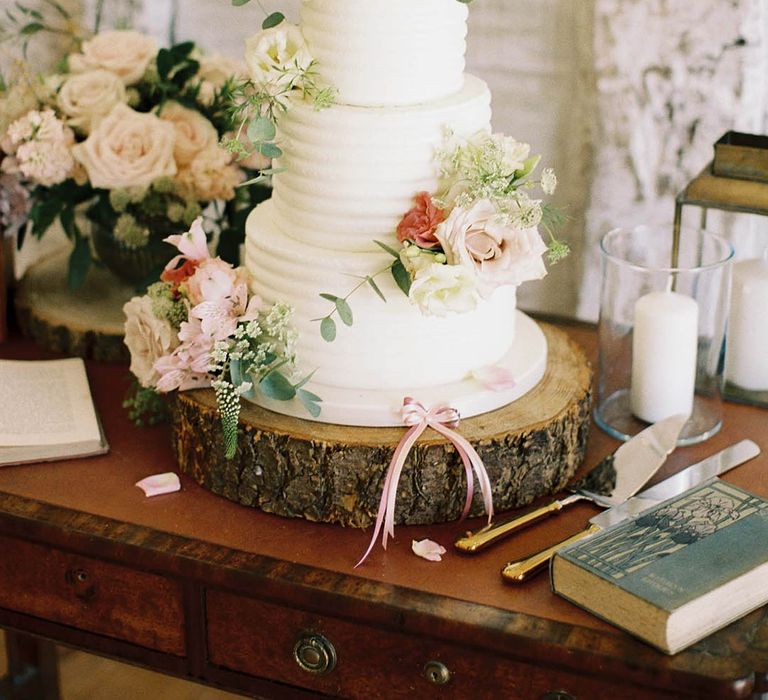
[
  {"x1": 432, "y1": 424, "x2": 494, "y2": 524},
  {"x1": 355, "y1": 423, "x2": 425, "y2": 568}
]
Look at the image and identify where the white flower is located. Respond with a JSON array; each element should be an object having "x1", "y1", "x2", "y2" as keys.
[
  {"x1": 492, "y1": 133, "x2": 530, "y2": 175},
  {"x1": 123, "y1": 295, "x2": 180, "y2": 389},
  {"x1": 176, "y1": 146, "x2": 242, "y2": 202},
  {"x1": 73, "y1": 103, "x2": 177, "y2": 190},
  {"x1": 435, "y1": 199, "x2": 548, "y2": 296},
  {"x1": 408, "y1": 261, "x2": 480, "y2": 317},
  {"x1": 244, "y1": 24, "x2": 312, "y2": 89},
  {"x1": 57, "y1": 69, "x2": 128, "y2": 134},
  {"x1": 541, "y1": 167, "x2": 557, "y2": 195},
  {"x1": 159, "y1": 101, "x2": 219, "y2": 167},
  {"x1": 5, "y1": 109, "x2": 75, "y2": 186},
  {"x1": 69, "y1": 30, "x2": 157, "y2": 85}
]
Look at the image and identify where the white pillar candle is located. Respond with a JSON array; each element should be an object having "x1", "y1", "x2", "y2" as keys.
[
  {"x1": 630, "y1": 289, "x2": 699, "y2": 423},
  {"x1": 725, "y1": 256, "x2": 768, "y2": 391}
]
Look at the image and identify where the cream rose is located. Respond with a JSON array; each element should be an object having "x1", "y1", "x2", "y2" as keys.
[
  {"x1": 73, "y1": 103, "x2": 177, "y2": 190},
  {"x1": 244, "y1": 24, "x2": 312, "y2": 88},
  {"x1": 408, "y1": 262, "x2": 480, "y2": 317},
  {"x1": 196, "y1": 53, "x2": 246, "y2": 105},
  {"x1": 435, "y1": 199, "x2": 547, "y2": 296},
  {"x1": 57, "y1": 69, "x2": 127, "y2": 134},
  {"x1": 159, "y1": 101, "x2": 218, "y2": 167},
  {"x1": 69, "y1": 30, "x2": 157, "y2": 85},
  {"x1": 123, "y1": 295, "x2": 180, "y2": 389}
]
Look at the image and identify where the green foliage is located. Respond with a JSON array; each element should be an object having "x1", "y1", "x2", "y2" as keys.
[
  {"x1": 320, "y1": 316, "x2": 336, "y2": 342},
  {"x1": 259, "y1": 370, "x2": 296, "y2": 400},
  {"x1": 262, "y1": 12, "x2": 285, "y2": 29},
  {"x1": 123, "y1": 380, "x2": 170, "y2": 427},
  {"x1": 391, "y1": 259, "x2": 411, "y2": 296}
]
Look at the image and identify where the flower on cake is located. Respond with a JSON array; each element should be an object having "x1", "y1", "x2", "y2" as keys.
[
  {"x1": 317, "y1": 131, "x2": 568, "y2": 334},
  {"x1": 244, "y1": 23, "x2": 313, "y2": 92},
  {"x1": 0, "y1": 16, "x2": 272, "y2": 289},
  {"x1": 124, "y1": 218, "x2": 321, "y2": 458}
]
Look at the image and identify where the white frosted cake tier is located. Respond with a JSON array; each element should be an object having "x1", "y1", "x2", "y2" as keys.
[
  {"x1": 250, "y1": 308, "x2": 547, "y2": 427},
  {"x1": 245, "y1": 200, "x2": 521, "y2": 392},
  {"x1": 272, "y1": 75, "x2": 491, "y2": 253},
  {"x1": 300, "y1": 0, "x2": 468, "y2": 107}
]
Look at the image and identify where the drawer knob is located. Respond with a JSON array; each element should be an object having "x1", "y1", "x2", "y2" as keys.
[
  {"x1": 65, "y1": 567, "x2": 97, "y2": 601},
  {"x1": 293, "y1": 633, "x2": 336, "y2": 675},
  {"x1": 424, "y1": 660, "x2": 451, "y2": 685}
]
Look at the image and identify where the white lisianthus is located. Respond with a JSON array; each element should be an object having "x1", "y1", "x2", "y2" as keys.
[
  {"x1": 123, "y1": 295, "x2": 180, "y2": 389},
  {"x1": 244, "y1": 24, "x2": 312, "y2": 89},
  {"x1": 57, "y1": 69, "x2": 127, "y2": 134},
  {"x1": 492, "y1": 134, "x2": 530, "y2": 175},
  {"x1": 158, "y1": 101, "x2": 218, "y2": 167},
  {"x1": 73, "y1": 104, "x2": 177, "y2": 190},
  {"x1": 69, "y1": 30, "x2": 157, "y2": 85},
  {"x1": 435, "y1": 199, "x2": 548, "y2": 296},
  {"x1": 408, "y1": 261, "x2": 480, "y2": 317}
]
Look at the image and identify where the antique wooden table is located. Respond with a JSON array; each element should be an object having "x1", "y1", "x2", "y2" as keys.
[{"x1": 0, "y1": 323, "x2": 766, "y2": 700}]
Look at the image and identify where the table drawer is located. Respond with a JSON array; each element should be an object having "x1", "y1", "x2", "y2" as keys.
[
  {"x1": 206, "y1": 589, "x2": 674, "y2": 700},
  {"x1": 0, "y1": 534, "x2": 185, "y2": 655}
]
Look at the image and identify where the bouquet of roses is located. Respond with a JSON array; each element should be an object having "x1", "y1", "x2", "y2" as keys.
[
  {"x1": 123, "y1": 217, "x2": 321, "y2": 458},
  {"x1": 0, "y1": 26, "x2": 271, "y2": 288}
]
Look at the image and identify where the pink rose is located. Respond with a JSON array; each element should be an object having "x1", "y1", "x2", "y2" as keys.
[
  {"x1": 435, "y1": 199, "x2": 548, "y2": 296},
  {"x1": 396, "y1": 192, "x2": 445, "y2": 249}
]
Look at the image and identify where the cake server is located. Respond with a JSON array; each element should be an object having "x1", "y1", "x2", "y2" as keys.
[
  {"x1": 501, "y1": 438, "x2": 761, "y2": 583},
  {"x1": 454, "y1": 413, "x2": 689, "y2": 553}
]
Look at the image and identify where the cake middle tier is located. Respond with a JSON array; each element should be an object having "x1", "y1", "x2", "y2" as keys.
[
  {"x1": 271, "y1": 75, "x2": 491, "y2": 253},
  {"x1": 245, "y1": 200, "x2": 518, "y2": 392}
]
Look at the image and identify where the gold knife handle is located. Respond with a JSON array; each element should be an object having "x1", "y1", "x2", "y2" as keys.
[
  {"x1": 501, "y1": 523, "x2": 602, "y2": 583},
  {"x1": 455, "y1": 495, "x2": 581, "y2": 553}
]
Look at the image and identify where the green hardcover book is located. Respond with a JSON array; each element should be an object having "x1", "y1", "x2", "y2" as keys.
[{"x1": 551, "y1": 479, "x2": 768, "y2": 654}]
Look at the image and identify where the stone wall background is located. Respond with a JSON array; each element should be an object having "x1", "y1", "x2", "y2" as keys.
[{"x1": 3, "y1": 0, "x2": 768, "y2": 320}]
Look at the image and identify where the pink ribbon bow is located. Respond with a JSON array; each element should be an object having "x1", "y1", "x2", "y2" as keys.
[{"x1": 356, "y1": 397, "x2": 494, "y2": 567}]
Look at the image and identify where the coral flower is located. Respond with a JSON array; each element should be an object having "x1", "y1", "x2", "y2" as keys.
[{"x1": 396, "y1": 191, "x2": 445, "y2": 249}]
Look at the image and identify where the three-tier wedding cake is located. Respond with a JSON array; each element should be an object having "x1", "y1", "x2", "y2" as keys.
[{"x1": 244, "y1": 0, "x2": 553, "y2": 426}]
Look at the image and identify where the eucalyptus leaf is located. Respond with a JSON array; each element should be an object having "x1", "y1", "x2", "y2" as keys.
[
  {"x1": 258, "y1": 142, "x2": 282, "y2": 159},
  {"x1": 294, "y1": 370, "x2": 316, "y2": 390},
  {"x1": 298, "y1": 389, "x2": 322, "y2": 418},
  {"x1": 259, "y1": 370, "x2": 296, "y2": 401},
  {"x1": 262, "y1": 11, "x2": 285, "y2": 29},
  {"x1": 366, "y1": 276, "x2": 386, "y2": 302},
  {"x1": 231, "y1": 0, "x2": 252, "y2": 6},
  {"x1": 319, "y1": 292, "x2": 339, "y2": 302},
  {"x1": 374, "y1": 239, "x2": 401, "y2": 258},
  {"x1": 20, "y1": 21, "x2": 43, "y2": 35},
  {"x1": 247, "y1": 115, "x2": 276, "y2": 143},
  {"x1": 320, "y1": 316, "x2": 336, "y2": 342},
  {"x1": 237, "y1": 174, "x2": 267, "y2": 188},
  {"x1": 335, "y1": 298, "x2": 353, "y2": 326},
  {"x1": 391, "y1": 259, "x2": 412, "y2": 296},
  {"x1": 229, "y1": 358, "x2": 243, "y2": 388}
]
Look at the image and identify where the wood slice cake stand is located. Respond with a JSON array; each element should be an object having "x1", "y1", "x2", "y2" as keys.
[
  {"x1": 171, "y1": 323, "x2": 592, "y2": 528},
  {"x1": 15, "y1": 250, "x2": 132, "y2": 363}
]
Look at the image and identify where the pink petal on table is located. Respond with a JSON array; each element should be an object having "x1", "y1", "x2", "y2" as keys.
[
  {"x1": 135, "y1": 472, "x2": 181, "y2": 497},
  {"x1": 471, "y1": 365, "x2": 517, "y2": 391},
  {"x1": 411, "y1": 539, "x2": 447, "y2": 562}
]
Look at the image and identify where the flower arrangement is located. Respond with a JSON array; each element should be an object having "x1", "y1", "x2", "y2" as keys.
[
  {"x1": 316, "y1": 130, "x2": 568, "y2": 339},
  {"x1": 0, "y1": 22, "x2": 272, "y2": 288},
  {"x1": 123, "y1": 217, "x2": 320, "y2": 458}
]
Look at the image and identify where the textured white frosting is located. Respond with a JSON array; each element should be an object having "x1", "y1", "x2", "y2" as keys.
[
  {"x1": 246, "y1": 201, "x2": 518, "y2": 392},
  {"x1": 300, "y1": 0, "x2": 468, "y2": 106},
  {"x1": 273, "y1": 75, "x2": 491, "y2": 252}
]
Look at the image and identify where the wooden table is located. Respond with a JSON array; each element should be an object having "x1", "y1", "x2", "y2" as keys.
[{"x1": 0, "y1": 324, "x2": 767, "y2": 700}]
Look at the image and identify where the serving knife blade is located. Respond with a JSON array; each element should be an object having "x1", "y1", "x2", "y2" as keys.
[
  {"x1": 500, "y1": 439, "x2": 761, "y2": 583},
  {"x1": 455, "y1": 413, "x2": 688, "y2": 553}
]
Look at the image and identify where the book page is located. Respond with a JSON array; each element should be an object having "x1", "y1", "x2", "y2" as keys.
[{"x1": 0, "y1": 358, "x2": 102, "y2": 447}]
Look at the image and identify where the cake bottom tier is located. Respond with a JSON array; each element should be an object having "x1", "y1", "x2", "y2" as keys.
[{"x1": 170, "y1": 323, "x2": 592, "y2": 528}]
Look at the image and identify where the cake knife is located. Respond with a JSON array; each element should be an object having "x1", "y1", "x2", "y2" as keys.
[
  {"x1": 500, "y1": 438, "x2": 761, "y2": 583},
  {"x1": 455, "y1": 413, "x2": 689, "y2": 554}
]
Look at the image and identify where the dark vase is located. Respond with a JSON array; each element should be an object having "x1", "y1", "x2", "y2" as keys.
[{"x1": 90, "y1": 218, "x2": 184, "y2": 287}]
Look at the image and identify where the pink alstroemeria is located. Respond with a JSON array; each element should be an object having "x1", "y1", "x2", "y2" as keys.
[
  {"x1": 411, "y1": 539, "x2": 447, "y2": 562},
  {"x1": 135, "y1": 472, "x2": 181, "y2": 497},
  {"x1": 472, "y1": 365, "x2": 517, "y2": 391},
  {"x1": 161, "y1": 217, "x2": 210, "y2": 286},
  {"x1": 153, "y1": 330, "x2": 212, "y2": 392}
]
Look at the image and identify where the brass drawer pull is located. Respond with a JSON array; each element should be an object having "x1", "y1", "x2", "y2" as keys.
[
  {"x1": 423, "y1": 660, "x2": 451, "y2": 685},
  {"x1": 293, "y1": 633, "x2": 336, "y2": 675}
]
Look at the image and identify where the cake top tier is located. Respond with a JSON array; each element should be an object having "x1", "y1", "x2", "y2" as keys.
[{"x1": 300, "y1": 0, "x2": 469, "y2": 107}]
